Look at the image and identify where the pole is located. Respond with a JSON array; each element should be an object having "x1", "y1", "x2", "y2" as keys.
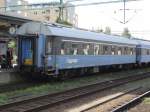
[
  {"x1": 4, "y1": 0, "x2": 6, "y2": 12},
  {"x1": 123, "y1": 0, "x2": 126, "y2": 24},
  {"x1": 59, "y1": 0, "x2": 63, "y2": 21}
]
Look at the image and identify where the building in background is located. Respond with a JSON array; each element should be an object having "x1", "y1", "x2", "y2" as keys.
[
  {"x1": 64, "y1": 3, "x2": 78, "y2": 26},
  {"x1": 0, "y1": 0, "x2": 6, "y2": 12},
  {"x1": 5, "y1": 0, "x2": 29, "y2": 16},
  {"x1": 0, "y1": 0, "x2": 78, "y2": 26}
]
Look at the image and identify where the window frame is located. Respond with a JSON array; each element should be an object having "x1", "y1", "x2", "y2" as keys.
[
  {"x1": 59, "y1": 39, "x2": 136, "y2": 56},
  {"x1": 45, "y1": 37, "x2": 53, "y2": 55}
]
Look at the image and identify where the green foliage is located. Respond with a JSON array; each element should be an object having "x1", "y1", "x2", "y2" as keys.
[
  {"x1": 56, "y1": 17, "x2": 73, "y2": 26},
  {"x1": 143, "y1": 98, "x2": 150, "y2": 104},
  {"x1": 96, "y1": 26, "x2": 111, "y2": 34},
  {"x1": 104, "y1": 26, "x2": 111, "y2": 35},
  {"x1": 96, "y1": 28, "x2": 103, "y2": 33},
  {"x1": 8, "y1": 40, "x2": 16, "y2": 48},
  {"x1": 122, "y1": 27, "x2": 131, "y2": 38}
]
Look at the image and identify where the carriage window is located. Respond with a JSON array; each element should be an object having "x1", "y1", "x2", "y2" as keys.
[
  {"x1": 147, "y1": 49, "x2": 150, "y2": 55},
  {"x1": 46, "y1": 39, "x2": 52, "y2": 54},
  {"x1": 133, "y1": 48, "x2": 136, "y2": 55},
  {"x1": 78, "y1": 44, "x2": 84, "y2": 55},
  {"x1": 127, "y1": 47, "x2": 130, "y2": 55},
  {"x1": 145, "y1": 49, "x2": 147, "y2": 55},
  {"x1": 124, "y1": 47, "x2": 127, "y2": 55},
  {"x1": 103, "y1": 45, "x2": 109, "y2": 55},
  {"x1": 144, "y1": 49, "x2": 147, "y2": 55},
  {"x1": 71, "y1": 43, "x2": 78, "y2": 55},
  {"x1": 111, "y1": 46, "x2": 115, "y2": 55},
  {"x1": 83, "y1": 44, "x2": 90, "y2": 55},
  {"x1": 94, "y1": 44, "x2": 99, "y2": 55},
  {"x1": 89, "y1": 44, "x2": 94, "y2": 55},
  {"x1": 142, "y1": 49, "x2": 146, "y2": 55},
  {"x1": 99, "y1": 45, "x2": 102, "y2": 55},
  {"x1": 82, "y1": 43, "x2": 94, "y2": 55},
  {"x1": 118, "y1": 47, "x2": 122, "y2": 55},
  {"x1": 130, "y1": 48, "x2": 134, "y2": 55},
  {"x1": 60, "y1": 42, "x2": 71, "y2": 55},
  {"x1": 60, "y1": 42, "x2": 65, "y2": 55}
]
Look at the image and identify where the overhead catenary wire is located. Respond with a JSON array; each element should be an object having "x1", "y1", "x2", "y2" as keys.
[
  {"x1": 0, "y1": 0, "x2": 141, "y2": 11},
  {"x1": 0, "y1": 0, "x2": 142, "y2": 24}
]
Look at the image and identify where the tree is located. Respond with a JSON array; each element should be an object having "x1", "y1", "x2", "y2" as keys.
[
  {"x1": 122, "y1": 27, "x2": 131, "y2": 38},
  {"x1": 56, "y1": 17, "x2": 73, "y2": 26},
  {"x1": 104, "y1": 26, "x2": 111, "y2": 35},
  {"x1": 8, "y1": 40, "x2": 16, "y2": 48},
  {"x1": 96, "y1": 28, "x2": 103, "y2": 33}
]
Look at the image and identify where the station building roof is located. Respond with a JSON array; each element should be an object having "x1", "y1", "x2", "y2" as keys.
[
  {"x1": 17, "y1": 21, "x2": 138, "y2": 46},
  {"x1": 0, "y1": 13, "x2": 32, "y2": 25},
  {"x1": 0, "y1": 13, "x2": 33, "y2": 38}
]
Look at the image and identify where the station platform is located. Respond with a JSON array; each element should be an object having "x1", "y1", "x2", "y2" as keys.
[
  {"x1": 0, "y1": 68, "x2": 23, "y2": 84},
  {"x1": 0, "y1": 68, "x2": 17, "y2": 72}
]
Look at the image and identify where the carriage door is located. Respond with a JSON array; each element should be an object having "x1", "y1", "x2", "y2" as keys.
[
  {"x1": 21, "y1": 38, "x2": 34, "y2": 65},
  {"x1": 136, "y1": 45, "x2": 141, "y2": 63},
  {"x1": 46, "y1": 37, "x2": 55, "y2": 69}
]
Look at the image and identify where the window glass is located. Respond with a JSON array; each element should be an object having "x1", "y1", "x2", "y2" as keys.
[
  {"x1": 103, "y1": 45, "x2": 109, "y2": 55},
  {"x1": 118, "y1": 47, "x2": 122, "y2": 55},
  {"x1": 60, "y1": 42, "x2": 65, "y2": 55},
  {"x1": 147, "y1": 49, "x2": 149, "y2": 55},
  {"x1": 99, "y1": 44, "x2": 103, "y2": 55},
  {"x1": 71, "y1": 43, "x2": 78, "y2": 55},
  {"x1": 65, "y1": 43, "x2": 71, "y2": 55},
  {"x1": 114, "y1": 46, "x2": 118, "y2": 55},
  {"x1": 128, "y1": 47, "x2": 130, "y2": 55},
  {"x1": 83, "y1": 44, "x2": 90, "y2": 55},
  {"x1": 130, "y1": 48, "x2": 133, "y2": 55},
  {"x1": 46, "y1": 39, "x2": 52, "y2": 54},
  {"x1": 111, "y1": 46, "x2": 115, "y2": 55},
  {"x1": 78, "y1": 44, "x2": 84, "y2": 55},
  {"x1": 124, "y1": 47, "x2": 128, "y2": 55},
  {"x1": 89, "y1": 44, "x2": 94, "y2": 55},
  {"x1": 94, "y1": 44, "x2": 99, "y2": 55},
  {"x1": 60, "y1": 42, "x2": 71, "y2": 55},
  {"x1": 60, "y1": 41, "x2": 129, "y2": 56},
  {"x1": 133, "y1": 48, "x2": 135, "y2": 55},
  {"x1": 142, "y1": 49, "x2": 146, "y2": 55}
]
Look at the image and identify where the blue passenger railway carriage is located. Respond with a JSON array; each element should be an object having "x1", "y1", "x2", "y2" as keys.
[
  {"x1": 134, "y1": 39, "x2": 150, "y2": 64},
  {"x1": 17, "y1": 22, "x2": 138, "y2": 77}
]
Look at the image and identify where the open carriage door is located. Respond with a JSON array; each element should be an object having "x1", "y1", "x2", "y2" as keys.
[{"x1": 20, "y1": 37, "x2": 36, "y2": 66}]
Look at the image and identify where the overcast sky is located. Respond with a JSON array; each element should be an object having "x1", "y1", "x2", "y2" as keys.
[{"x1": 25, "y1": 0, "x2": 150, "y2": 40}]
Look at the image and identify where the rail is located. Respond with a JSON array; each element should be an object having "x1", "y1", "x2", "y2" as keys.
[
  {"x1": 0, "y1": 72, "x2": 149, "y2": 112},
  {"x1": 111, "y1": 89, "x2": 150, "y2": 112}
]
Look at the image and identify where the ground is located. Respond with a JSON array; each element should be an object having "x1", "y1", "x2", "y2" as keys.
[{"x1": 129, "y1": 98, "x2": 150, "y2": 112}]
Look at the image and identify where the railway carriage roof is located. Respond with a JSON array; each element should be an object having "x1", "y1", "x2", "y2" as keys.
[
  {"x1": 17, "y1": 22, "x2": 137, "y2": 45},
  {"x1": 133, "y1": 39, "x2": 150, "y2": 48}
]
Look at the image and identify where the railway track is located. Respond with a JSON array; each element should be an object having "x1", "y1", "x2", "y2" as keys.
[
  {"x1": 81, "y1": 87, "x2": 148, "y2": 112},
  {"x1": 111, "y1": 89, "x2": 150, "y2": 112},
  {"x1": 0, "y1": 73, "x2": 150, "y2": 112}
]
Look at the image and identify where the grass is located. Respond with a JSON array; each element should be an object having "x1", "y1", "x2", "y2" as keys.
[
  {"x1": 143, "y1": 98, "x2": 150, "y2": 104},
  {"x1": 0, "y1": 67, "x2": 150, "y2": 105}
]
